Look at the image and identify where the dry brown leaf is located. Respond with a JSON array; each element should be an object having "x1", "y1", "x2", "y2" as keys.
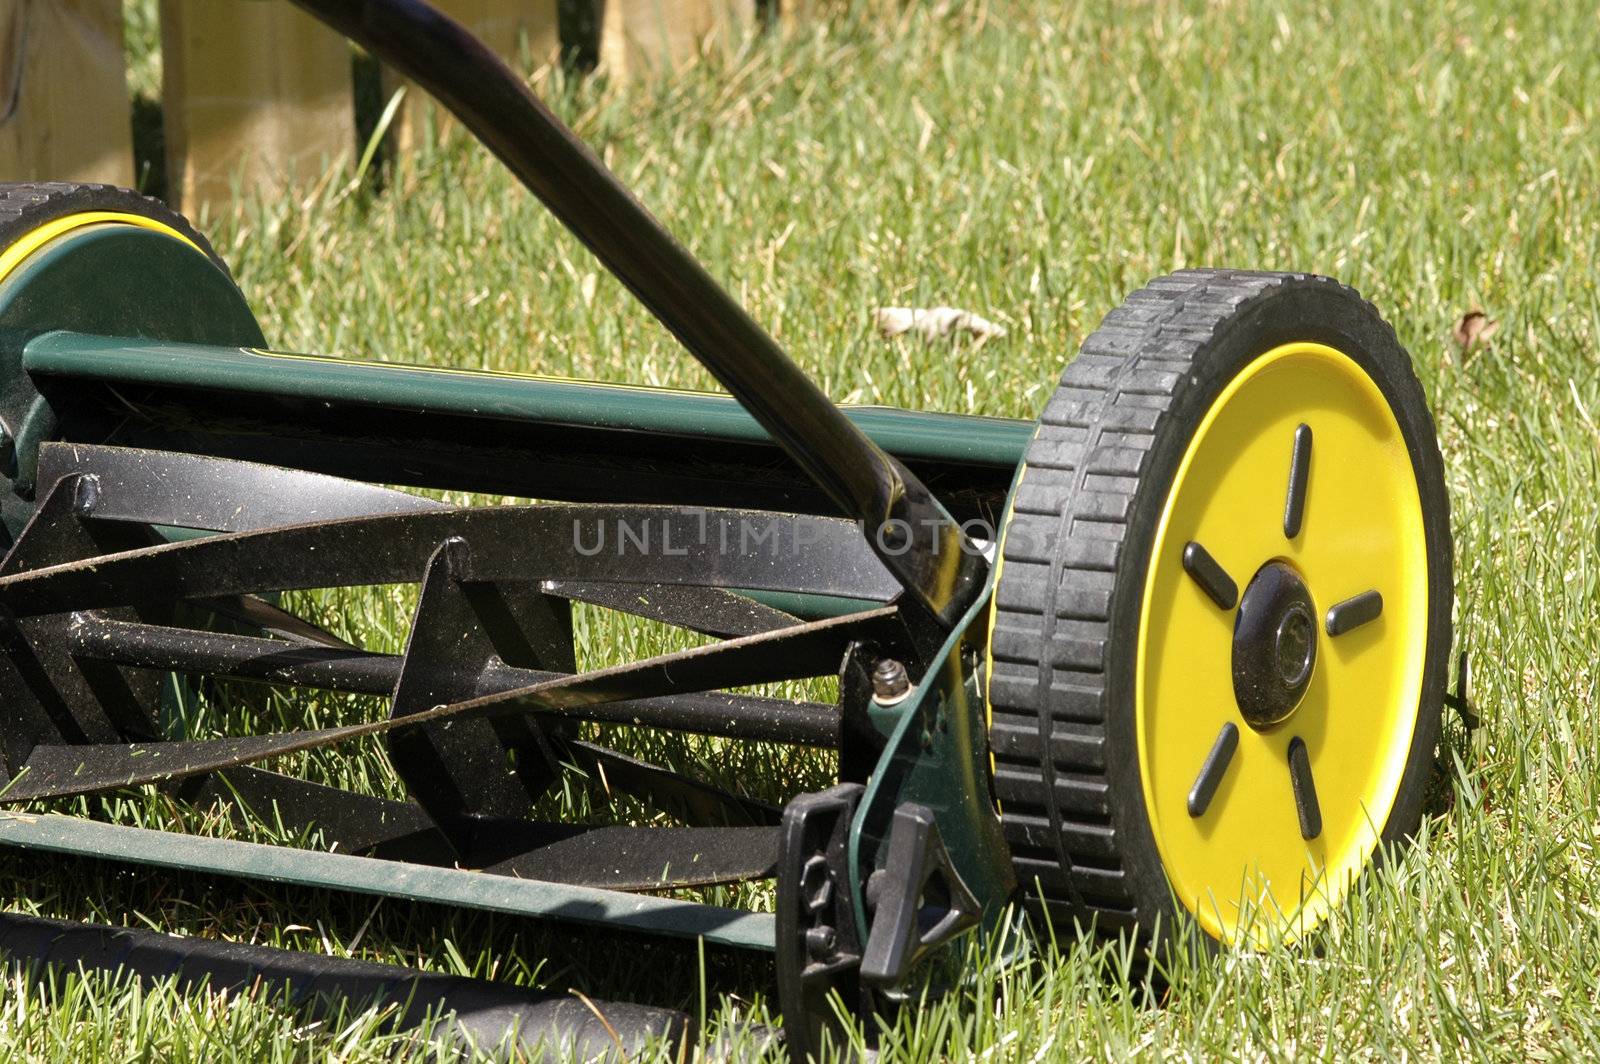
[
  {"x1": 875, "y1": 306, "x2": 1007, "y2": 341},
  {"x1": 1451, "y1": 309, "x2": 1500, "y2": 352}
]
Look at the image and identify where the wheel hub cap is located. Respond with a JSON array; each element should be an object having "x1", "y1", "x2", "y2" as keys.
[{"x1": 1232, "y1": 562, "x2": 1317, "y2": 729}]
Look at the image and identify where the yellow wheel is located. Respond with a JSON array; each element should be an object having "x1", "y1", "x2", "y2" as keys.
[{"x1": 987, "y1": 270, "x2": 1451, "y2": 949}]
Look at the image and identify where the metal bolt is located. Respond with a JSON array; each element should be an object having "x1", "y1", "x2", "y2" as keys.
[
  {"x1": 71, "y1": 474, "x2": 101, "y2": 517},
  {"x1": 805, "y1": 925, "x2": 836, "y2": 960},
  {"x1": 441, "y1": 535, "x2": 472, "y2": 577},
  {"x1": 871, "y1": 659, "x2": 911, "y2": 704}
]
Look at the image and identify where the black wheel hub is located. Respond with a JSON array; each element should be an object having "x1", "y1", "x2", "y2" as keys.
[{"x1": 1232, "y1": 561, "x2": 1317, "y2": 729}]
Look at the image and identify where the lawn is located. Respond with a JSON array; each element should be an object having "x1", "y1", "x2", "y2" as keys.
[{"x1": 2, "y1": 0, "x2": 1599, "y2": 1058}]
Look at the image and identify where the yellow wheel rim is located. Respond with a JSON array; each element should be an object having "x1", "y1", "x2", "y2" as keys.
[{"x1": 1136, "y1": 342, "x2": 1430, "y2": 946}]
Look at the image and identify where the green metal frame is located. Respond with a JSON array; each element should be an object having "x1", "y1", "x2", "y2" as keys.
[
  {"x1": 0, "y1": 812, "x2": 773, "y2": 949},
  {"x1": 23, "y1": 335, "x2": 1031, "y2": 470},
  {"x1": 0, "y1": 227, "x2": 1029, "y2": 534},
  {"x1": 848, "y1": 577, "x2": 1014, "y2": 946}
]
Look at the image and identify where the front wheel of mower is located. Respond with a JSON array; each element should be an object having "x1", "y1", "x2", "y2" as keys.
[{"x1": 987, "y1": 269, "x2": 1451, "y2": 949}]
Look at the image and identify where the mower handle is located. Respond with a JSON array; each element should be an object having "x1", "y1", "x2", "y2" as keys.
[{"x1": 284, "y1": 0, "x2": 987, "y2": 630}]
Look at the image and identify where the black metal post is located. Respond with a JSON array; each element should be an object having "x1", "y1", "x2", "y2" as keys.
[{"x1": 282, "y1": 0, "x2": 987, "y2": 628}]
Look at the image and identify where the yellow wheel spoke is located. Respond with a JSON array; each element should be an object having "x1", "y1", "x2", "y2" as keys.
[
  {"x1": 1180, "y1": 541, "x2": 1238, "y2": 610},
  {"x1": 1282, "y1": 423, "x2": 1313, "y2": 539},
  {"x1": 1185, "y1": 721, "x2": 1239, "y2": 819},
  {"x1": 1286, "y1": 736, "x2": 1322, "y2": 841},
  {"x1": 1325, "y1": 590, "x2": 1384, "y2": 636}
]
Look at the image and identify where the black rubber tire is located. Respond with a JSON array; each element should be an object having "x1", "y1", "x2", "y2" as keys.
[
  {"x1": 987, "y1": 268, "x2": 1452, "y2": 945},
  {"x1": 0, "y1": 182, "x2": 230, "y2": 277}
]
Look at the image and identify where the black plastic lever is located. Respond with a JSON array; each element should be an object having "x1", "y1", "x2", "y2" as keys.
[{"x1": 859, "y1": 803, "x2": 981, "y2": 987}]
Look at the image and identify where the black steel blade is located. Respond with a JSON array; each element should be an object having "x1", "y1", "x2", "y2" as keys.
[
  {"x1": 564, "y1": 740, "x2": 780, "y2": 827},
  {"x1": 42, "y1": 446, "x2": 801, "y2": 641},
  {"x1": 3, "y1": 606, "x2": 893, "y2": 801},
  {"x1": 190, "y1": 595, "x2": 359, "y2": 649},
  {"x1": 35, "y1": 442, "x2": 439, "y2": 531},
  {"x1": 185, "y1": 768, "x2": 777, "y2": 888},
  {"x1": 0, "y1": 503, "x2": 897, "y2": 618},
  {"x1": 179, "y1": 766, "x2": 454, "y2": 862},
  {"x1": 543, "y1": 580, "x2": 799, "y2": 638},
  {"x1": 480, "y1": 824, "x2": 779, "y2": 890},
  {"x1": 68, "y1": 616, "x2": 840, "y2": 746},
  {"x1": 0, "y1": 909, "x2": 691, "y2": 1057}
]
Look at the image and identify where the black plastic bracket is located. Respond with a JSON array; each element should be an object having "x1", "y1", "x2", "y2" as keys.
[
  {"x1": 775, "y1": 783, "x2": 867, "y2": 1063},
  {"x1": 859, "y1": 803, "x2": 981, "y2": 987}
]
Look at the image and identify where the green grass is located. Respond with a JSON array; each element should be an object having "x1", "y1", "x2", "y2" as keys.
[{"x1": 4, "y1": 0, "x2": 1600, "y2": 1057}]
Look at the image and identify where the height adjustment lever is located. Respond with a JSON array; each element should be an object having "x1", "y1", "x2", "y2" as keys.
[{"x1": 859, "y1": 802, "x2": 981, "y2": 986}]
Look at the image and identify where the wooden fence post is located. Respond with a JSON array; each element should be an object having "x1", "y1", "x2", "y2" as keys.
[
  {"x1": 0, "y1": 0, "x2": 133, "y2": 186},
  {"x1": 160, "y1": 0, "x2": 353, "y2": 215},
  {"x1": 0, "y1": 0, "x2": 782, "y2": 209},
  {"x1": 598, "y1": 0, "x2": 755, "y2": 81}
]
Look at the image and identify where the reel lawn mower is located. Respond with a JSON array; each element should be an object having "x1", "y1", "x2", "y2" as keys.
[{"x1": 0, "y1": 0, "x2": 1462, "y2": 1058}]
